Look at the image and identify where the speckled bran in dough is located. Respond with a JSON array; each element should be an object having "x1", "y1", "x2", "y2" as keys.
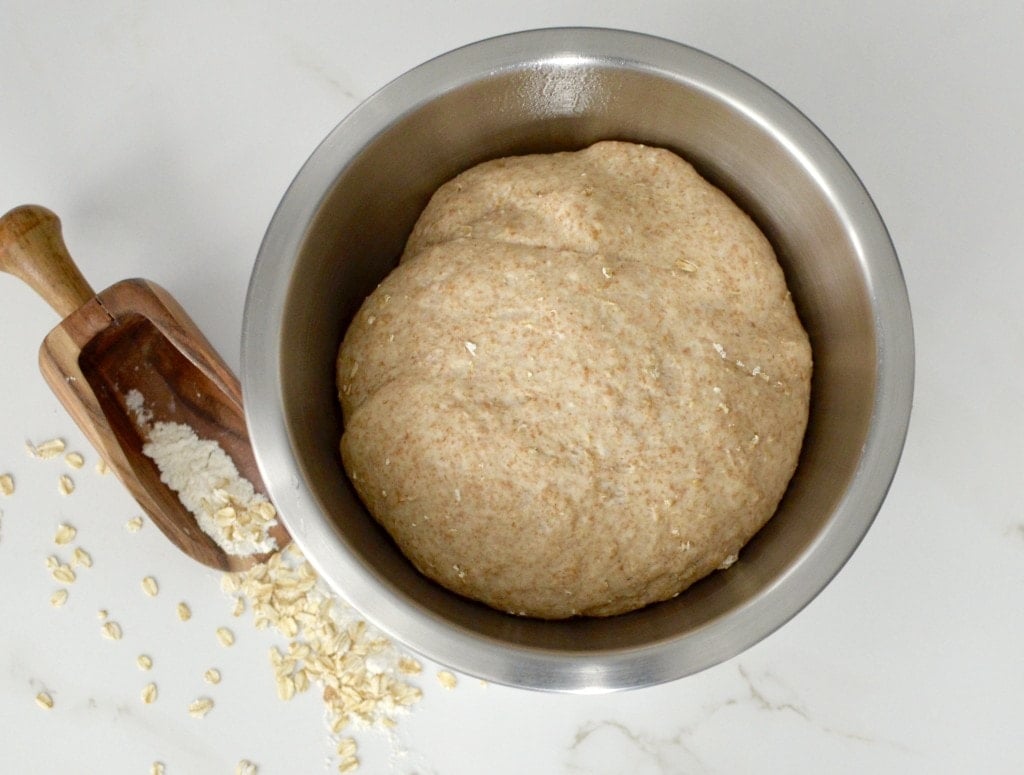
[{"x1": 337, "y1": 141, "x2": 811, "y2": 619}]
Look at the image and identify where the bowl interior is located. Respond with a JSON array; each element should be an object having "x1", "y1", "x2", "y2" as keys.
[{"x1": 248, "y1": 30, "x2": 909, "y2": 691}]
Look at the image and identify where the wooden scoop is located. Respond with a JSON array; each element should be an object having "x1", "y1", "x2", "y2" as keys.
[{"x1": 0, "y1": 205, "x2": 290, "y2": 571}]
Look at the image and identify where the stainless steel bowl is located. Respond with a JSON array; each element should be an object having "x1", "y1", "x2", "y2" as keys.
[{"x1": 242, "y1": 28, "x2": 913, "y2": 692}]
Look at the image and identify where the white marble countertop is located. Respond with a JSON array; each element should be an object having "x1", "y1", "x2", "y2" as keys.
[{"x1": 2, "y1": 2, "x2": 1022, "y2": 773}]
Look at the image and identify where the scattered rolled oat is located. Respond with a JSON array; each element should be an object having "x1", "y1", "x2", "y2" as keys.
[
  {"x1": 27, "y1": 438, "x2": 65, "y2": 459},
  {"x1": 436, "y1": 670, "x2": 457, "y2": 690},
  {"x1": 95, "y1": 458, "x2": 109, "y2": 476},
  {"x1": 231, "y1": 596, "x2": 245, "y2": 617},
  {"x1": 125, "y1": 516, "x2": 144, "y2": 532},
  {"x1": 236, "y1": 760, "x2": 258, "y2": 775},
  {"x1": 278, "y1": 614, "x2": 298, "y2": 639},
  {"x1": 221, "y1": 574, "x2": 240, "y2": 594},
  {"x1": 203, "y1": 668, "x2": 221, "y2": 685},
  {"x1": 141, "y1": 682, "x2": 158, "y2": 704},
  {"x1": 57, "y1": 474, "x2": 74, "y2": 495},
  {"x1": 51, "y1": 564, "x2": 76, "y2": 584},
  {"x1": 101, "y1": 621, "x2": 122, "y2": 640},
  {"x1": 71, "y1": 547, "x2": 92, "y2": 568},
  {"x1": 336, "y1": 738, "x2": 357, "y2": 759},
  {"x1": 49, "y1": 589, "x2": 68, "y2": 607},
  {"x1": 54, "y1": 523, "x2": 76, "y2": 545},
  {"x1": 150, "y1": 762, "x2": 165, "y2": 775},
  {"x1": 137, "y1": 654, "x2": 153, "y2": 671},
  {"x1": 338, "y1": 756, "x2": 360, "y2": 774},
  {"x1": 177, "y1": 602, "x2": 192, "y2": 621},
  {"x1": 276, "y1": 673, "x2": 296, "y2": 701},
  {"x1": 97, "y1": 609, "x2": 108, "y2": 620},
  {"x1": 45, "y1": 555, "x2": 59, "y2": 570},
  {"x1": 0, "y1": 473, "x2": 13, "y2": 496},
  {"x1": 188, "y1": 696, "x2": 214, "y2": 718},
  {"x1": 397, "y1": 657, "x2": 422, "y2": 676},
  {"x1": 65, "y1": 451, "x2": 85, "y2": 469},
  {"x1": 225, "y1": 543, "x2": 422, "y2": 751},
  {"x1": 35, "y1": 691, "x2": 54, "y2": 710},
  {"x1": 215, "y1": 627, "x2": 235, "y2": 647},
  {"x1": 141, "y1": 576, "x2": 159, "y2": 597}
]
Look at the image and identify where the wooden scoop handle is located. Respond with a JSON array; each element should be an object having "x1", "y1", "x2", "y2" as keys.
[{"x1": 0, "y1": 204, "x2": 96, "y2": 318}]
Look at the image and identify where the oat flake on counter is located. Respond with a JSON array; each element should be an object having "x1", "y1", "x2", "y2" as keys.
[
  {"x1": 141, "y1": 576, "x2": 159, "y2": 597},
  {"x1": 71, "y1": 547, "x2": 92, "y2": 568},
  {"x1": 188, "y1": 696, "x2": 214, "y2": 718},
  {"x1": 26, "y1": 438, "x2": 65, "y2": 460},
  {"x1": 53, "y1": 523, "x2": 76, "y2": 545},
  {"x1": 57, "y1": 474, "x2": 74, "y2": 496},
  {"x1": 436, "y1": 670, "x2": 458, "y2": 690},
  {"x1": 101, "y1": 621, "x2": 122, "y2": 640}
]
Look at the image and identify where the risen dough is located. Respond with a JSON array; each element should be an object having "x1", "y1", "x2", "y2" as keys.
[{"x1": 337, "y1": 141, "x2": 811, "y2": 618}]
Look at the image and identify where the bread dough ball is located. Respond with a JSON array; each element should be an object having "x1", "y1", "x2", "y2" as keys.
[{"x1": 337, "y1": 141, "x2": 811, "y2": 618}]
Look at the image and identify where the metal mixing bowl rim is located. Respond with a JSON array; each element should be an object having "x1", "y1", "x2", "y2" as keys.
[{"x1": 241, "y1": 27, "x2": 914, "y2": 692}]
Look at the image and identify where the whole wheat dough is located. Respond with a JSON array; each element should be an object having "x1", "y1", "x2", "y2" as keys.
[{"x1": 337, "y1": 141, "x2": 811, "y2": 618}]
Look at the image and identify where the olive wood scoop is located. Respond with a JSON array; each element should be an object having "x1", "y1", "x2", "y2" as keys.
[{"x1": 0, "y1": 204, "x2": 290, "y2": 571}]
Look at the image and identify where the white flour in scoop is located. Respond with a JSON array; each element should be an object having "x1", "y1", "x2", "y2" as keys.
[{"x1": 126, "y1": 389, "x2": 278, "y2": 556}]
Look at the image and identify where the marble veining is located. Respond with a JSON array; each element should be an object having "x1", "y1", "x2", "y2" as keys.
[
  {"x1": 733, "y1": 664, "x2": 917, "y2": 755},
  {"x1": 567, "y1": 717, "x2": 708, "y2": 774},
  {"x1": 563, "y1": 663, "x2": 921, "y2": 774},
  {"x1": 287, "y1": 42, "x2": 359, "y2": 103}
]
